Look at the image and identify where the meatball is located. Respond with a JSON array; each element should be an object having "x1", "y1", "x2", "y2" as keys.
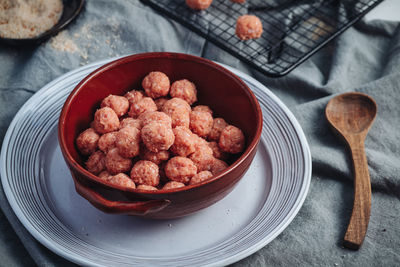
[
  {"x1": 108, "y1": 173, "x2": 136, "y2": 189},
  {"x1": 170, "y1": 126, "x2": 196, "y2": 157},
  {"x1": 235, "y1": 15, "x2": 263, "y2": 40},
  {"x1": 125, "y1": 90, "x2": 144, "y2": 105},
  {"x1": 76, "y1": 128, "x2": 99, "y2": 155},
  {"x1": 85, "y1": 150, "x2": 106, "y2": 175},
  {"x1": 170, "y1": 79, "x2": 197, "y2": 105},
  {"x1": 162, "y1": 181, "x2": 185, "y2": 190},
  {"x1": 140, "y1": 147, "x2": 170, "y2": 165},
  {"x1": 93, "y1": 107, "x2": 120, "y2": 134},
  {"x1": 128, "y1": 97, "x2": 157, "y2": 118},
  {"x1": 130, "y1": 160, "x2": 160, "y2": 186},
  {"x1": 208, "y1": 118, "x2": 228, "y2": 141},
  {"x1": 192, "y1": 105, "x2": 213, "y2": 115},
  {"x1": 189, "y1": 150, "x2": 215, "y2": 172},
  {"x1": 98, "y1": 170, "x2": 111, "y2": 180},
  {"x1": 155, "y1": 97, "x2": 169, "y2": 111},
  {"x1": 142, "y1": 71, "x2": 170, "y2": 99},
  {"x1": 98, "y1": 132, "x2": 117, "y2": 152},
  {"x1": 190, "y1": 171, "x2": 213, "y2": 185},
  {"x1": 165, "y1": 157, "x2": 197, "y2": 184},
  {"x1": 219, "y1": 125, "x2": 245, "y2": 154},
  {"x1": 141, "y1": 122, "x2": 175, "y2": 152},
  {"x1": 163, "y1": 97, "x2": 191, "y2": 113},
  {"x1": 139, "y1": 111, "x2": 172, "y2": 128},
  {"x1": 115, "y1": 126, "x2": 141, "y2": 158},
  {"x1": 190, "y1": 110, "x2": 213, "y2": 138},
  {"x1": 186, "y1": 0, "x2": 213, "y2": 10},
  {"x1": 162, "y1": 98, "x2": 191, "y2": 128},
  {"x1": 193, "y1": 134, "x2": 213, "y2": 155},
  {"x1": 210, "y1": 158, "x2": 229, "y2": 175},
  {"x1": 105, "y1": 148, "x2": 132, "y2": 174},
  {"x1": 231, "y1": 0, "x2": 245, "y2": 3},
  {"x1": 120, "y1": 117, "x2": 142, "y2": 129},
  {"x1": 137, "y1": 185, "x2": 158, "y2": 191},
  {"x1": 100, "y1": 95, "x2": 129, "y2": 117},
  {"x1": 208, "y1": 141, "x2": 229, "y2": 161}
]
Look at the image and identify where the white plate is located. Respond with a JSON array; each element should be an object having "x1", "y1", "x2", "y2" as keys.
[{"x1": 1, "y1": 58, "x2": 311, "y2": 267}]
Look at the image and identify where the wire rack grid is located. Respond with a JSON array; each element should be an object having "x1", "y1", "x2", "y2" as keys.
[{"x1": 141, "y1": 0, "x2": 384, "y2": 77}]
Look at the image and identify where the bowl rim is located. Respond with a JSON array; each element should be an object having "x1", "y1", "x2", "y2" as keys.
[{"x1": 58, "y1": 52, "x2": 263, "y2": 195}]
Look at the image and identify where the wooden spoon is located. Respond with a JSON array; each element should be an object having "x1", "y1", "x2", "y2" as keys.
[{"x1": 325, "y1": 92, "x2": 377, "y2": 250}]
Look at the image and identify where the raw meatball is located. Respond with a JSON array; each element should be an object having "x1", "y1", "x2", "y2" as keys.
[
  {"x1": 142, "y1": 71, "x2": 170, "y2": 99},
  {"x1": 85, "y1": 150, "x2": 105, "y2": 175},
  {"x1": 128, "y1": 97, "x2": 157, "y2": 118},
  {"x1": 108, "y1": 173, "x2": 136, "y2": 189},
  {"x1": 101, "y1": 95, "x2": 129, "y2": 117},
  {"x1": 208, "y1": 118, "x2": 228, "y2": 141},
  {"x1": 116, "y1": 126, "x2": 141, "y2": 158},
  {"x1": 192, "y1": 105, "x2": 213, "y2": 115},
  {"x1": 163, "y1": 97, "x2": 191, "y2": 113},
  {"x1": 186, "y1": 0, "x2": 213, "y2": 10},
  {"x1": 162, "y1": 98, "x2": 191, "y2": 128},
  {"x1": 141, "y1": 147, "x2": 170, "y2": 165},
  {"x1": 193, "y1": 134, "x2": 213, "y2": 155},
  {"x1": 170, "y1": 79, "x2": 197, "y2": 105},
  {"x1": 155, "y1": 97, "x2": 169, "y2": 110},
  {"x1": 170, "y1": 126, "x2": 196, "y2": 157},
  {"x1": 98, "y1": 132, "x2": 117, "y2": 152},
  {"x1": 137, "y1": 185, "x2": 158, "y2": 191},
  {"x1": 120, "y1": 117, "x2": 142, "y2": 129},
  {"x1": 165, "y1": 157, "x2": 197, "y2": 184},
  {"x1": 219, "y1": 125, "x2": 245, "y2": 154},
  {"x1": 189, "y1": 150, "x2": 215, "y2": 172},
  {"x1": 210, "y1": 158, "x2": 229, "y2": 175},
  {"x1": 190, "y1": 110, "x2": 213, "y2": 138},
  {"x1": 105, "y1": 148, "x2": 132, "y2": 174},
  {"x1": 98, "y1": 170, "x2": 111, "y2": 180},
  {"x1": 125, "y1": 90, "x2": 144, "y2": 106},
  {"x1": 130, "y1": 160, "x2": 160, "y2": 186},
  {"x1": 163, "y1": 181, "x2": 185, "y2": 190},
  {"x1": 76, "y1": 128, "x2": 99, "y2": 155},
  {"x1": 235, "y1": 15, "x2": 263, "y2": 40},
  {"x1": 141, "y1": 122, "x2": 175, "y2": 152},
  {"x1": 208, "y1": 141, "x2": 229, "y2": 161},
  {"x1": 93, "y1": 107, "x2": 120, "y2": 134},
  {"x1": 190, "y1": 171, "x2": 213, "y2": 185},
  {"x1": 139, "y1": 111, "x2": 172, "y2": 128}
]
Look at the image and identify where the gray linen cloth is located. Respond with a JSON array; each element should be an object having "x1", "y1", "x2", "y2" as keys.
[{"x1": 0, "y1": 1, "x2": 399, "y2": 266}]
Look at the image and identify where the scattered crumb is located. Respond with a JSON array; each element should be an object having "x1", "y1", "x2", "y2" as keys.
[
  {"x1": 50, "y1": 31, "x2": 78, "y2": 53},
  {"x1": 168, "y1": 223, "x2": 172, "y2": 228}
]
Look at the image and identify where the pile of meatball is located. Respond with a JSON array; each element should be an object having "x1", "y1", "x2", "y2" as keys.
[
  {"x1": 185, "y1": 0, "x2": 263, "y2": 40},
  {"x1": 76, "y1": 71, "x2": 246, "y2": 191}
]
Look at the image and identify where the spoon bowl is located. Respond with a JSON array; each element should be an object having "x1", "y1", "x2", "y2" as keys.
[
  {"x1": 325, "y1": 92, "x2": 377, "y2": 250},
  {"x1": 0, "y1": 0, "x2": 84, "y2": 46},
  {"x1": 326, "y1": 93, "x2": 377, "y2": 135}
]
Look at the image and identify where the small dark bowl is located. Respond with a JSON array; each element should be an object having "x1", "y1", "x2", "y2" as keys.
[
  {"x1": 58, "y1": 52, "x2": 263, "y2": 219},
  {"x1": 0, "y1": 0, "x2": 84, "y2": 46}
]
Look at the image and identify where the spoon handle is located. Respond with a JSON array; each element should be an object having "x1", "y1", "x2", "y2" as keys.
[{"x1": 343, "y1": 137, "x2": 372, "y2": 250}]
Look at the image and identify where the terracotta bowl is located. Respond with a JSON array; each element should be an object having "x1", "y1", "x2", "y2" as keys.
[{"x1": 58, "y1": 52, "x2": 263, "y2": 219}]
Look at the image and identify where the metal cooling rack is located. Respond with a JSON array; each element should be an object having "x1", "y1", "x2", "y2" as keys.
[{"x1": 141, "y1": 0, "x2": 383, "y2": 77}]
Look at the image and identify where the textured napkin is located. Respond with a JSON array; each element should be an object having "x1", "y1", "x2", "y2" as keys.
[{"x1": 0, "y1": 1, "x2": 399, "y2": 266}]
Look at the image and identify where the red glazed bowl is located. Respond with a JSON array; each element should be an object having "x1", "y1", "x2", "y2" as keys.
[{"x1": 58, "y1": 52, "x2": 263, "y2": 219}]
